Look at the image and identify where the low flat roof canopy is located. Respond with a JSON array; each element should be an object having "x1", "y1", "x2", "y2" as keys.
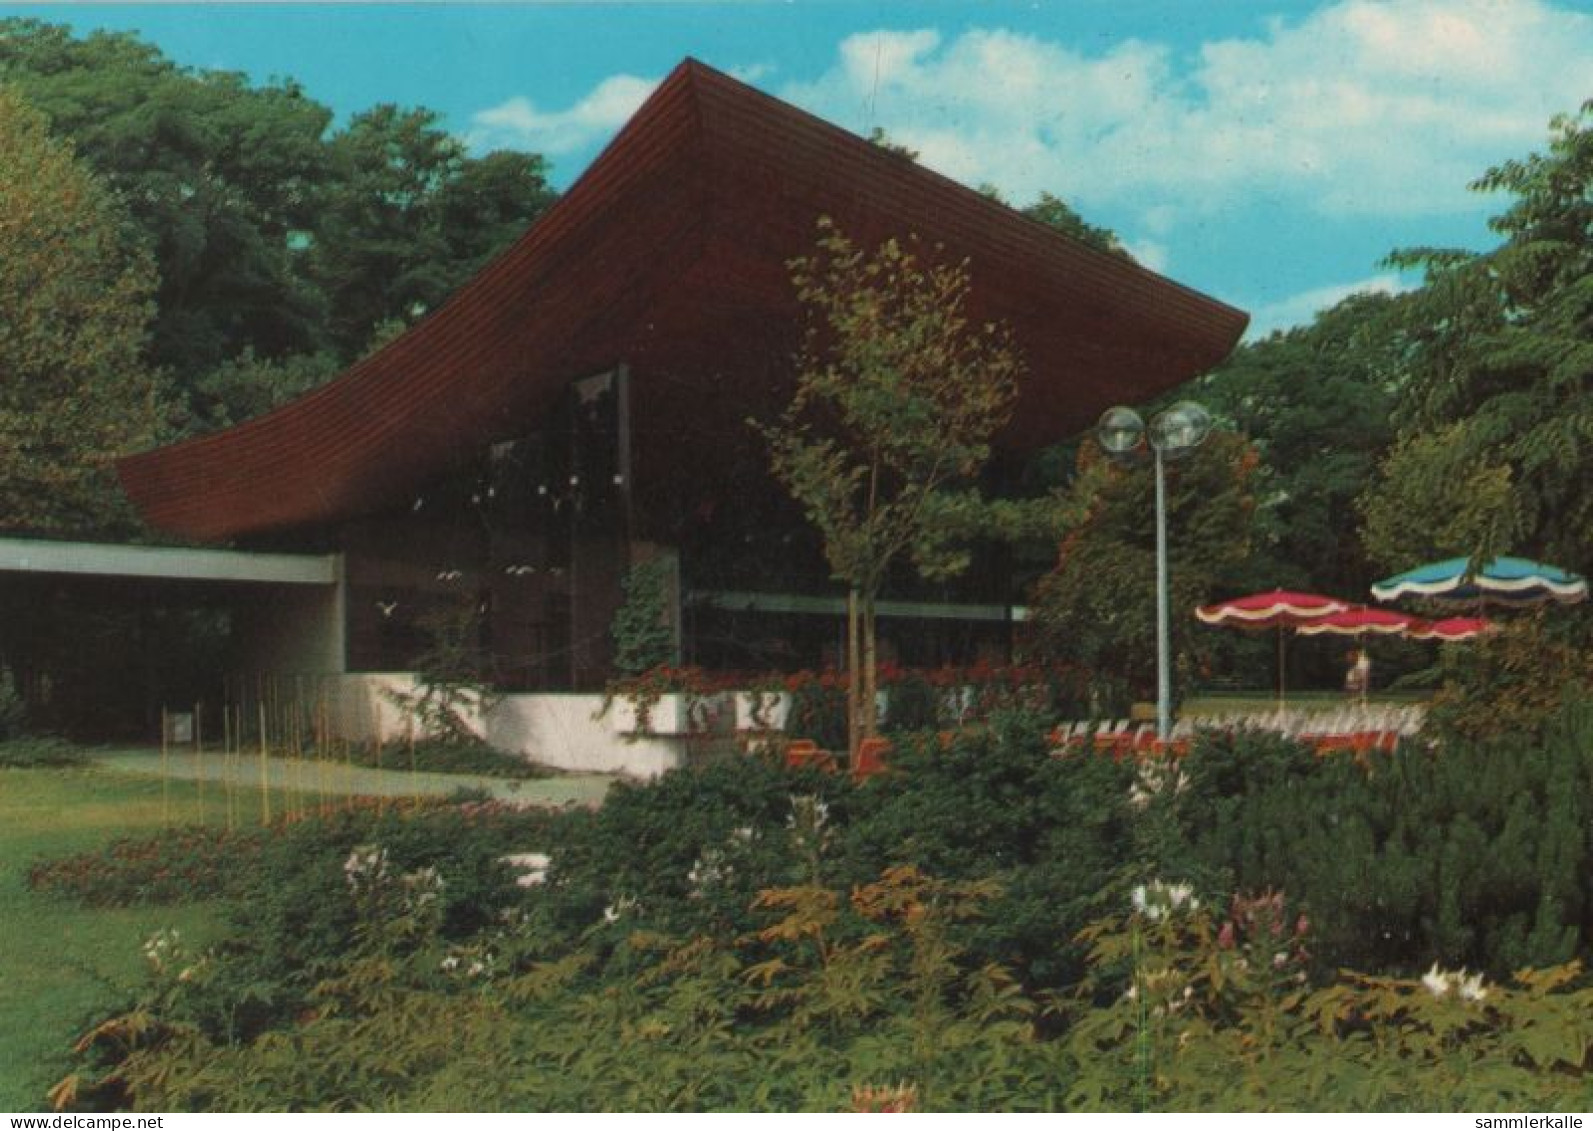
[
  {"x1": 119, "y1": 58, "x2": 1248, "y2": 544},
  {"x1": 0, "y1": 536, "x2": 335, "y2": 586}
]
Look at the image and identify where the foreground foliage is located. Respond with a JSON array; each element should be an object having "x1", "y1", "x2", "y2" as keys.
[{"x1": 42, "y1": 705, "x2": 1593, "y2": 1110}]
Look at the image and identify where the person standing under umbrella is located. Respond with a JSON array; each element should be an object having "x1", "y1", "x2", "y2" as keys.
[{"x1": 1344, "y1": 648, "x2": 1371, "y2": 697}]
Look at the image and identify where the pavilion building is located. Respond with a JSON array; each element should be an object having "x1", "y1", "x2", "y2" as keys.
[{"x1": 104, "y1": 59, "x2": 1246, "y2": 771}]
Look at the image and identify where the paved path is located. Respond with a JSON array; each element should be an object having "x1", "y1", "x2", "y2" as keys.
[{"x1": 90, "y1": 748, "x2": 616, "y2": 807}]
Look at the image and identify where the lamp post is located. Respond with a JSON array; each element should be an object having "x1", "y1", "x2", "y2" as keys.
[{"x1": 1096, "y1": 401, "x2": 1212, "y2": 741}]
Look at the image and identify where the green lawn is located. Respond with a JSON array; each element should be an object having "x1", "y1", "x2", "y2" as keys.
[
  {"x1": 0, "y1": 753, "x2": 613, "y2": 1111},
  {"x1": 0, "y1": 766, "x2": 246, "y2": 1111}
]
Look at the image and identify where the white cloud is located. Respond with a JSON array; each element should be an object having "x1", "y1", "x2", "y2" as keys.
[
  {"x1": 469, "y1": 73, "x2": 658, "y2": 155},
  {"x1": 1244, "y1": 272, "x2": 1418, "y2": 338},
  {"x1": 1121, "y1": 237, "x2": 1170, "y2": 273},
  {"x1": 728, "y1": 62, "x2": 776, "y2": 84},
  {"x1": 778, "y1": 0, "x2": 1593, "y2": 226}
]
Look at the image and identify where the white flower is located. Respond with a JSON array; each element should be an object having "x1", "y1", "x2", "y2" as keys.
[
  {"x1": 1458, "y1": 970, "x2": 1488, "y2": 1002},
  {"x1": 343, "y1": 845, "x2": 389, "y2": 891},
  {"x1": 603, "y1": 894, "x2": 638, "y2": 924},
  {"x1": 502, "y1": 852, "x2": 551, "y2": 888},
  {"x1": 787, "y1": 794, "x2": 829, "y2": 831},
  {"x1": 1131, "y1": 879, "x2": 1198, "y2": 922},
  {"x1": 1421, "y1": 963, "x2": 1450, "y2": 998},
  {"x1": 1129, "y1": 761, "x2": 1189, "y2": 809},
  {"x1": 687, "y1": 848, "x2": 731, "y2": 893}
]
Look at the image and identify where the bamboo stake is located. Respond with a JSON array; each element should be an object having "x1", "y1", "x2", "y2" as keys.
[
  {"x1": 373, "y1": 692, "x2": 385, "y2": 817},
  {"x1": 222, "y1": 691, "x2": 234, "y2": 833},
  {"x1": 407, "y1": 718, "x2": 419, "y2": 811},
  {"x1": 160, "y1": 706, "x2": 170, "y2": 830},
  {"x1": 343, "y1": 736, "x2": 355, "y2": 813},
  {"x1": 293, "y1": 675, "x2": 306, "y2": 818},
  {"x1": 194, "y1": 700, "x2": 206, "y2": 824},
  {"x1": 258, "y1": 700, "x2": 272, "y2": 826},
  {"x1": 230, "y1": 701, "x2": 242, "y2": 833},
  {"x1": 316, "y1": 687, "x2": 330, "y2": 816}
]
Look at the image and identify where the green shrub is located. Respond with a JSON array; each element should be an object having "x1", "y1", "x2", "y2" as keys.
[
  {"x1": 534, "y1": 753, "x2": 851, "y2": 943},
  {"x1": 0, "y1": 735, "x2": 84, "y2": 767},
  {"x1": 340, "y1": 737, "x2": 550, "y2": 779},
  {"x1": 28, "y1": 826, "x2": 267, "y2": 906},
  {"x1": 837, "y1": 711, "x2": 1135, "y2": 988},
  {"x1": 1423, "y1": 611, "x2": 1592, "y2": 742},
  {"x1": 0, "y1": 665, "x2": 26, "y2": 740},
  {"x1": 884, "y1": 670, "x2": 939, "y2": 732},
  {"x1": 1154, "y1": 700, "x2": 1593, "y2": 978},
  {"x1": 1064, "y1": 893, "x2": 1593, "y2": 1111},
  {"x1": 785, "y1": 674, "x2": 848, "y2": 750},
  {"x1": 68, "y1": 864, "x2": 1077, "y2": 1112}
]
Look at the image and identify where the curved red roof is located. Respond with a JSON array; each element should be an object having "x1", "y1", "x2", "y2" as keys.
[{"x1": 119, "y1": 59, "x2": 1248, "y2": 542}]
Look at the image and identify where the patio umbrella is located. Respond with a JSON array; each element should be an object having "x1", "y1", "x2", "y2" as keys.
[
  {"x1": 1195, "y1": 590, "x2": 1351, "y2": 707},
  {"x1": 1371, "y1": 556, "x2": 1588, "y2": 609},
  {"x1": 1294, "y1": 606, "x2": 1421, "y2": 638},
  {"x1": 1408, "y1": 616, "x2": 1494, "y2": 642},
  {"x1": 1295, "y1": 606, "x2": 1422, "y2": 704}
]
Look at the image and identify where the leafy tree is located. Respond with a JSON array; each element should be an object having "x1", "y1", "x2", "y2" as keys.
[
  {"x1": 311, "y1": 105, "x2": 556, "y2": 358},
  {"x1": 0, "y1": 18, "x2": 558, "y2": 429},
  {"x1": 1028, "y1": 431, "x2": 1258, "y2": 707},
  {"x1": 1021, "y1": 191, "x2": 1125, "y2": 257},
  {"x1": 865, "y1": 125, "x2": 919, "y2": 161},
  {"x1": 1362, "y1": 100, "x2": 1593, "y2": 578},
  {"x1": 0, "y1": 18, "x2": 333, "y2": 381},
  {"x1": 0, "y1": 88, "x2": 169, "y2": 536},
  {"x1": 188, "y1": 348, "x2": 341, "y2": 432},
  {"x1": 1193, "y1": 291, "x2": 1404, "y2": 598},
  {"x1": 758, "y1": 219, "x2": 1023, "y2": 755},
  {"x1": 976, "y1": 182, "x2": 1126, "y2": 258}
]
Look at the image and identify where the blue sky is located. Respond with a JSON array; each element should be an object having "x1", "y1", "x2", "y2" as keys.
[{"x1": 11, "y1": 1, "x2": 1593, "y2": 336}]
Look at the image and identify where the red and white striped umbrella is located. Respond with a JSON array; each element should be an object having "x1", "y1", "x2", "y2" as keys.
[
  {"x1": 1195, "y1": 590, "x2": 1353, "y2": 706},
  {"x1": 1409, "y1": 616, "x2": 1494, "y2": 642},
  {"x1": 1294, "y1": 606, "x2": 1421, "y2": 705},
  {"x1": 1195, "y1": 590, "x2": 1351, "y2": 628},
  {"x1": 1295, "y1": 607, "x2": 1421, "y2": 637}
]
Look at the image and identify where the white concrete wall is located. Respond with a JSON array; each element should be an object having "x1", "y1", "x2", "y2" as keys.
[
  {"x1": 487, "y1": 694, "x2": 682, "y2": 778},
  {"x1": 315, "y1": 673, "x2": 700, "y2": 778}
]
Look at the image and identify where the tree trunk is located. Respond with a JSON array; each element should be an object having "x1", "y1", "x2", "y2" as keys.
[{"x1": 846, "y1": 587, "x2": 861, "y2": 760}]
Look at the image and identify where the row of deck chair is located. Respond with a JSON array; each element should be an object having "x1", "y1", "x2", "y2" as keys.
[{"x1": 1048, "y1": 703, "x2": 1428, "y2": 759}]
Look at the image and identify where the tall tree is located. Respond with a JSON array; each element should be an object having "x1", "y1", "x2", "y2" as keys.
[
  {"x1": 1193, "y1": 291, "x2": 1404, "y2": 598},
  {"x1": 312, "y1": 106, "x2": 557, "y2": 357},
  {"x1": 759, "y1": 219, "x2": 1023, "y2": 755},
  {"x1": 1362, "y1": 100, "x2": 1593, "y2": 577},
  {"x1": 0, "y1": 18, "x2": 558, "y2": 431},
  {"x1": 1028, "y1": 431, "x2": 1258, "y2": 707},
  {"x1": 1022, "y1": 191, "x2": 1125, "y2": 257},
  {"x1": 0, "y1": 88, "x2": 169, "y2": 536},
  {"x1": 0, "y1": 18, "x2": 333, "y2": 380}
]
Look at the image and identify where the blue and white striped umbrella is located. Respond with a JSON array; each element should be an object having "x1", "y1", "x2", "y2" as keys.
[{"x1": 1371, "y1": 556, "x2": 1587, "y2": 608}]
